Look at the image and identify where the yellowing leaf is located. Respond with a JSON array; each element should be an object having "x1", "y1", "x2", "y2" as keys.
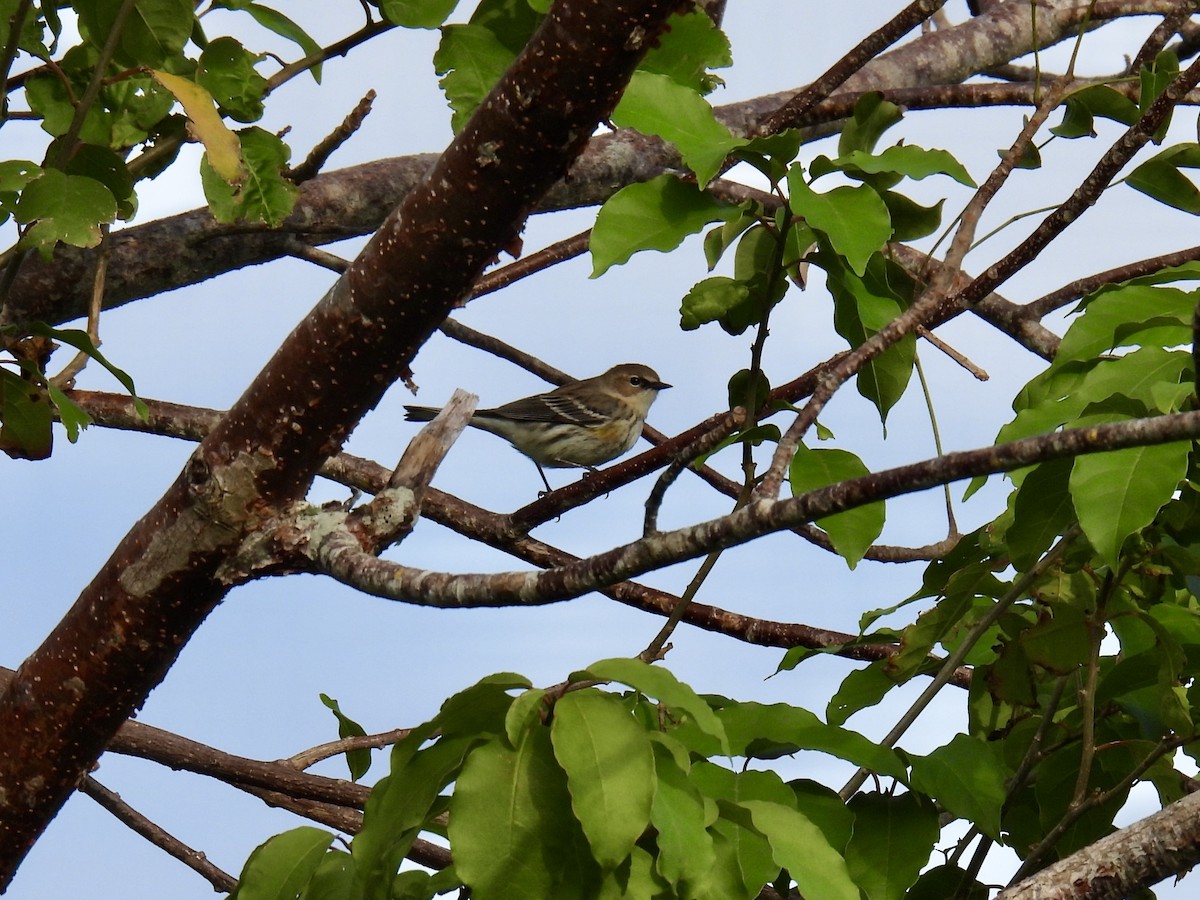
[{"x1": 151, "y1": 69, "x2": 244, "y2": 184}]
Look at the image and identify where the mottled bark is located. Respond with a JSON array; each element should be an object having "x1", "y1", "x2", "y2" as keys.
[{"x1": 0, "y1": 0, "x2": 683, "y2": 883}]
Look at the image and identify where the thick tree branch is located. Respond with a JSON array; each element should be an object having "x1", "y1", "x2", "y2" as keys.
[
  {"x1": 997, "y1": 788, "x2": 1200, "y2": 899},
  {"x1": 0, "y1": 0, "x2": 683, "y2": 883},
  {"x1": 306, "y1": 413, "x2": 1200, "y2": 608}
]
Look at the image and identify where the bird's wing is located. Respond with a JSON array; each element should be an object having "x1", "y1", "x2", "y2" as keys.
[{"x1": 488, "y1": 392, "x2": 605, "y2": 426}]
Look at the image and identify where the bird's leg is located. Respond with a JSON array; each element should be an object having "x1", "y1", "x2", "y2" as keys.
[{"x1": 534, "y1": 462, "x2": 553, "y2": 494}]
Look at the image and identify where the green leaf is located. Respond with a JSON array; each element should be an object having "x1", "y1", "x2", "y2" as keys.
[
  {"x1": 844, "y1": 792, "x2": 938, "y2": 900},
  {"x1": 450, "y1": 729, "x2": 599, "y2": 900},
  {"x1": 319, "y1": 693, "x2": 371, "y2": 782},
  {"x1": 638, "y1": 8, "x2": 731, "y2": 94},
  {"x1": 0, "y1": 160, "x2": 41, "y2": 224},
  {"x1": 550, "y1": 690, "x2": 654, "y2": 869},
  {"x1": 597, "y1": 846, "x2": 672, "y2": 899},
  {"x1": 214, "y1": 1, "x2": 323, "y2": 81},
  {"x1": 436, "y1": 671, "x2": 528, "y2": 739},
  {"x1": 0, "y1": 369, "x2": 53, "y2": 460},
  {"x1": 1008, "y1": 458, "x2": 1076, "y2": 572},
  {"x1": 789, "y1": 444, "x2": 884, "y2": 569},
  {"x1": 703, "y1": 208, "x2": 756, "y2": 269},
  {"x1": 1069, "y1": 428, "x2": 1190, "y2": 567},
  {"x1": 823, "y1": 252, "x2": 916, "y2": 423},
  {"x1": 727, "y1": 368, "x2": 771, "y2": 412},
  {"x1": 791, "y1": 780, "x2": 854, "y2": 852},
  {"x1": 377, "y1": 0, "x2": 460, "y2": 28},
  {"x1": 591, "y1": 174, "x2": 737, "y2": 277},
  {"x1": 62, "y1": 144, "x2": 136, "y2": 220},
  {"x1": 1140, "y1": 50, "x2": 1179, "y2": 139},
  {"x1": 1008, "y1": 136, "x2": 1042, "y2": 170},
  {"x1": 577, "y1": 658, "x2": 728, "y2": 753},
  {"x1": 45, "y1": 381, "x2": 92, "y2": 443},
  {"x1": 680, "y1": 276, "x2": 753, "y2": 333},
  {"x1": 27, "y1": 324, "x2": 145, "y2": 415},
  {"x1": 1021, "y1": 606, "x2": 1092, "y2": 675},
  {"x1": 298, "y1": 850, "x2": 356, "y2": 900},
  {"x1": 907, "y1": 864, "x2": 989, "y2": 900},
  {"x1": 740, "y1": 800, "x2": 859, "y2": 900},
  {"x1": 908, "y1": 734, "x2": 1009, "y2": 840},
  {"x1": 1051, "y1": 84, "x2": 1139, "y2": 138},
  {"x1": 198, "y1": 36, "x2": 268, "y2": 123},
  {"x1": 434, "y1": 23, "x2": 517, "y2": 132},
  {"x1": 1057, "y1": 284, "x2": 1196, "y2": 361},
  {"x1": 734, "y1": 131, "x2": 803, "y2": 184},
  {"x1": 690, "y1": 764, "x2": 792, "y2": 896},
  {"x1": 649, "y1": 742, "x2": 716, "y2": 890},
  {"x1": 231, "y1": 826, "x2": 333, "y2": 900},
  {"x1": 838, "y1": 92, "x2": 903, "y2": 156},
  {"x1": 789, "y1": 171, "x2": 891, "y2": 276},
  {"x1": 1126, "y1": 144, "x2": 1200, "y2": 214},
  {"x1": 15, "y1": 169, "x2": 117, "y2": 256},
  {"x1": 1002, "y1": 347, "x2": 1191, "y2": 444},
  {"x1": 504, "y1": 686, "x2": 548, "y2": 747},
  {"x1": 106, "y1": 74, "x2": 178, "y2": 151},
  {"x1": 881, "y1": 191, "x2": 944, "y2": 241},
  {"x1": 690, "y1": 830, "x2": 757, "y2": 900},
  {"x1": 354, "y1": 674, "x2": 529, "y2": 897},
  {"x1": 352, "y1": 731, "x2": 472, "y2": 899},
  {"x1": 76, "y1": 0, "x2": 194, "y2": 68},
  {"x1": 612, "y1": 71, "x2": 746, "y2": 187},
  {"x1": 826, "y1": 660, "x2": 897, "y2": 726},
  {"x1": 834, "y1": 145, "x2": 975, "y2": 187},
  {"x1": 716, "y1": 701, "x2": 906, "y2": 780},
  {"x1": 201, "y1": 126, "x2": 297, "y2": 226},
  {"x1": 24, "y1": 71, "x2": 93, "y2": 141}
]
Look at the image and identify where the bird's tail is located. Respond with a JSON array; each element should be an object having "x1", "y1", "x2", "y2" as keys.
[{"x1": 404, "y1": 405, "x2": 439, "y2": 422}]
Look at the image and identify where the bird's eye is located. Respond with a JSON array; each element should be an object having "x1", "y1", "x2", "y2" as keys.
[{"x1": 629, "y1": 376, "x2": 644, "y2": 386}]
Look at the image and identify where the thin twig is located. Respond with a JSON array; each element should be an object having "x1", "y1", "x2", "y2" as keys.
[
  {"x1": 470, "y1": 229, "x2": 592, "y2": 301},
  {"x1": 286, "y1": 727, "x2": 411, "y2": 771},
  {"x1": 265, "y1": 20, "x2": 395, "y2": 91},
  {"x1": 0, "y1": 0, "x2": 32, "y2": 128},
  {"x1": 51, "y1": 225, "x2": 110, "y2": 387},
  {"x1": 956, "y1": 55, "x2": 1200, "y2": 309},
  {"x1": 283, "y1": 240, "x2": 352, "y2": 272},
  {"x1": 913, "y1": 349, "x2": 959, "y2": 539},
  {"x1": 80, "y1": 776, "x2": 237, "y2": 893},
  {"x1": 915, "y1": 325, "x2": 989, "y2": 381},
  {"x1": 1129, "y1": 7, "x2": 1193, "y2": 75},
  {"x1": 839, "y1": 528, "x2": 1080, "y2": 800},
  {"x1": 1026, "y1": 244, "x2": 1200, "y2": 319},
  {"x1": 288, "y1": 90, "x2": 376, "y2": 184},
  {"x1": 755, "y1": 0, "x2": 950, "y2": 136},
  {"x1": 643, "y1": 407, "x2": 746, "y2": 536}
]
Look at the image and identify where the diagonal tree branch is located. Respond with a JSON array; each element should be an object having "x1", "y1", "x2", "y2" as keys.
[
  {"x1": 306, "y1": 412, "x2": 1200, "y2": 608},
  {"x1": 0, "y1": 0, "x2": 684, "y2": 883}
]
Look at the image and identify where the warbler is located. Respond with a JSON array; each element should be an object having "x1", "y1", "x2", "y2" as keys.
[{"x1": 404, "y1": 363, "x2": 670, "y2": 491}]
